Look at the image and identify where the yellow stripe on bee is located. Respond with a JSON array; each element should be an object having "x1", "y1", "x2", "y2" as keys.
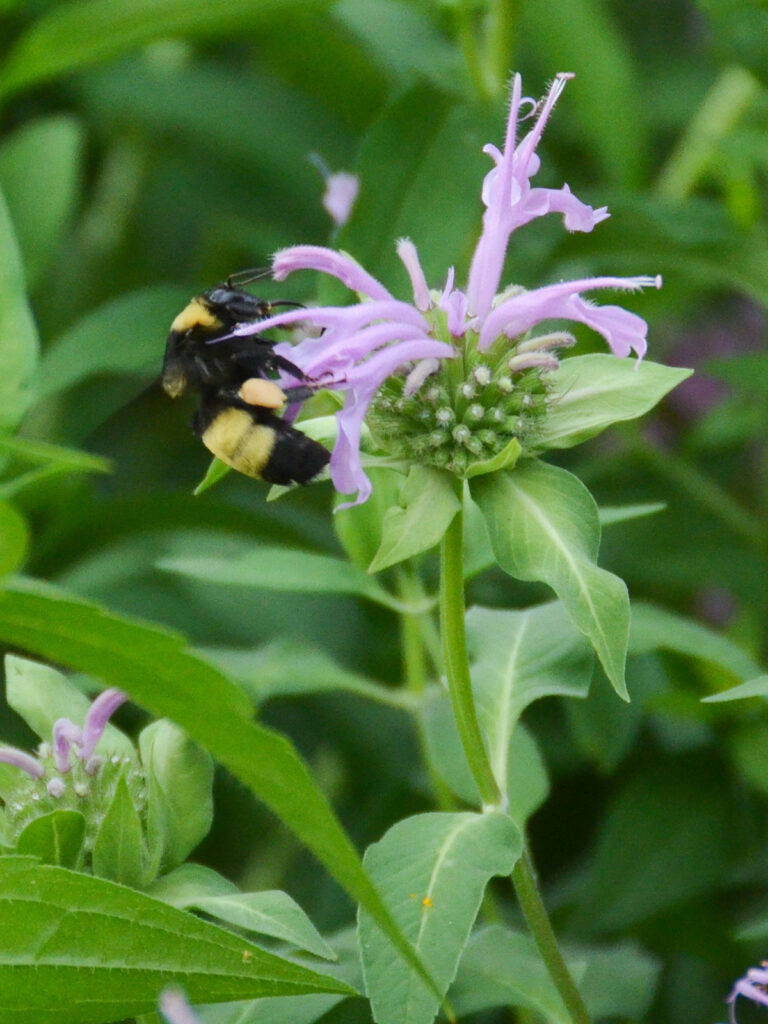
[
  {"x1": 239, "y1": 377, "x2": 286, "y2": 409},
  {"x1": 171, "y1": 298, "x2": 221, "y2": 334},
  {"x1": 202, "y1": 407, "x2": 275, "y2": 478}
]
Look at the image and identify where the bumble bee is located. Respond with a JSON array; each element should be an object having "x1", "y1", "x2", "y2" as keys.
[{"x1": 162, "y1": 270, "x2": 330, "y2": 486}]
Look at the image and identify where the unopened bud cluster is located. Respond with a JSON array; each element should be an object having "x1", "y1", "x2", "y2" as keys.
[
  {"x1": 3, "y1": 744, "x2": 146, "y2": 852},
  {"x1": 368, "y1": 324, "x2": 575, "y2": 476}
]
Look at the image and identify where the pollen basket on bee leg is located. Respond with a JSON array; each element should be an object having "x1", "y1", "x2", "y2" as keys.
[{"x1": 238, "y1": 378, "x2": 287, "y2": 409}]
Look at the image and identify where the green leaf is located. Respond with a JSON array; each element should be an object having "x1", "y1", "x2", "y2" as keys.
[
  {"x1": 0, "y1": 582, "x2": 438, "y2": 1001},
  {"x1": 467, "y1": 502, "x2": 667, "y2": 582},
  {"x1": 630, "y1": 601, "x2": 762, "y2": 681},
  {"x1": 534, "y1": 356, "x2": 691, "y2": 452},
  {"x1": 421, "y1": 602, "x2": 589, "y2": 810},
  {"x1": 521, "y1": 0, "x2": 646, "y2": 185},
  {"x1": 188, "y1": 891, "x2": 336, "y2": 961},
  {"x1": 450, "y1": 925, "x2": 571, "y2": 1023},
  {"x1": 574, "y1": 764, "x2": 736, "y2": 932},
  {"x1": 92, "y1": 774, "x2": 146, "y2": 888},
  {"x1": 421, "y1": 598, "x2": 589, "y2": 815},
  {"x1": 500, "y1": 729, "x2": 550, "y2": 828},
  {"x1": 368, "y1": 467, "x2": 460, "y2": 573},
  {"x1": 205, "y1": 642, "x2": 415, "y2": 709},
  {"x1": 564, "y1": 662, "x2": 647, "y2": 774},
  {"x1": 0, "y1": 500, "x2": 28, "y2": 579},
  {"x1": 3, "y1": 655, "x2": 134, "y2": 757},
  {"x1": 36, "y1": 284, "x2": 191, "y2": 400},
  {"x1": 0, "y1": 857, "x2": 354, "y2": 1024},
  {"x1": 0, "y1": 0, "x2": 337, "y2": 100},
  {"x1": 0, "y1": 435, "x2": 110, "y2": 476},
  {"x1": 422, "y1": 700, "x2": 549, "y2": 822},
  {"x1": 450, "y1": 927, "x2": 659, "y2": 1024},
  {"x1": 140, "y1": 719, "x2": 214, "y2": 876},
  {"x1": 703, "y1": 676, "x2": 768, "y2": 703},
  {"x1": 471, "y1": 463, "x2": 630, "y2": 698},
  {"x1": 0, "y1": 116, "x2": 83, "y2": 286},
  {"x1": 16, "y1": 811, "x2": 86, "y2": 869},
  {"x1": 194, "y1": 456, "x2": 232, "y2": 495},
  {"x1": 157, "y1": 546, "x2": 418, "y2": 613},
  {"x1": 335, "y1": 0, "x2": 460, "y2": 93},
  {"x1": 467, "y1": 602, "x2": 594, "y2": 787},
  {"x1": 695, "y1": 2, "x2": 768, "y2": 88},
  {"x1": 599, "y1": 502, "x2": 666, "y2": 526},
  {"x1": 358, "y1": 812, "x2": 521, "y2": 1024},
  {"x1": 726, "y1": 720, "x2": 768, "y2": 797},
  {"x1": 337, "y1": 85, "x2": 494, "y2": 291},
  {"x1": 576, "y1": 941, "x2": 660, "y2": 1022},
  {"x1": 192, "y1": 928, "x2": 363, "y2": 1024},
  {"x1": 463, "y1": 436, "x2": 521, "y2": 479},
  {"x1": 580, "y1": 192, "x2": 768, "y2": 304},
  {"x1": 0, "y1": 188, "x2": 39, "y2": 431},
  {"x1": 334, "y1": 468, "x2": 403, "y2": 571},
  {"x1": 147, "y1": 863, "x2": 240, "y2": 907},
  {"x1": 463, "y1": 493, "x2": 495, "y2": 580}
]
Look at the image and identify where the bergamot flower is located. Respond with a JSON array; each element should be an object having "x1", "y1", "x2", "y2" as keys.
[
  {"x1": 218, "y1": 72, "x2": 661, "y2": 507},
  {"x1": 727, "y1": 961, "x2": 768, "y2": 1022}
]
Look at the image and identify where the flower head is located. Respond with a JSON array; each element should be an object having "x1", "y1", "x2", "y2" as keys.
[
  {"x1": 219, "y1": 73, "x2": 660, "y2": 507},
  {"x1": 160, "y1": 988, "x2": 202, "y2": 1024},
  {"x1": 309, "y1": 152, "x2": 359, "y2": 227},
  {"x1": 0, "y1": 687, "x2": 138, "y2": 852},
  {"x1": 727, "y1": 962, "x2": 768, "y2": 1023}
]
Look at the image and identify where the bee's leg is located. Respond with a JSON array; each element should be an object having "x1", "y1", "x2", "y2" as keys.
[{"x1": 279, "y1": 383, "x2": 320, "y2": 404}]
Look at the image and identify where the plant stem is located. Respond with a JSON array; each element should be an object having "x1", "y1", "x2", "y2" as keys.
[
  {"x1": 438, "y1": 479, "x2": 591, "y2": 1024},
  {"x1": 439, "y1": 480, "x2": 501, "y2": 807},
  {"x1": 512, "y1": 845, "x2": 592, "y2": 1024},
  {"x1": 397, "y1": 568, "x2": 429, "y2": 696},
  {"x1": 456, "y1": 1, "x2": 491, "y2": 101},
  {"x1": 484, "y1": 0, "x2": 521, "y2": 98},
  {"x1": 396, "y1": 567, "x2": 455, "y2": 811}
]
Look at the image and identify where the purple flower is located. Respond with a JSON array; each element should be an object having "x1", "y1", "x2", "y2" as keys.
[
  {"x1": 0, "y1": 688, "x2": 127, "y2": 783},
  {"x1": 52, "y1": 717, "x2": 83, "y2": 773},
  {"x1": 728, "y1": 963, "x2": 768, "y2": 1023},
  {"x1": 323, "y1": 172, "x2": 359, "y2": 227},
  {"x1": 81, "y1": 688, "x2": 128, "y2": 764},
  {"x1": 159, "y1": 988, "x2": 202, "y2": 1024},
  {"x1": 0, "y1": 747, "x2": 45, "y2": 780},
  {"x1": 309, "y1": 153, "x2": 360, "y2": 227},
  {"x1": 220, "y1": 73, "x2": 660, "y2": 507}
]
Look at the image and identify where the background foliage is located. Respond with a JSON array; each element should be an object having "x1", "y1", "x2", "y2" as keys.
[{"x1": 1, "y1": 1, "x2": 768, "y2": 1022}]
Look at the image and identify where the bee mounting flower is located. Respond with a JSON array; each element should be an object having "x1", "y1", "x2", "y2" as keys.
[{"x1": 213, "y1": 72, "x2": 661, "y2": 507}]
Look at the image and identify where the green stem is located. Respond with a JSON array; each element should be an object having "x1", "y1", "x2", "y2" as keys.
[
  {"x1": 439, "y1": 479, "x2": 501, "y2": 807},
  {"x1": 397, "y1": 568, "x2": 428, "y2": 696},
  {"x1": 396, "y1": 568, "x2": 455, "y2": 811},
  {"x1": 437, "y1": 480, "x2": 590, "y2": 1024},
  {"x1": 512, "y1": 845, "x2": 592, "y2": 1024},
  {"x1": 395, "y1": 566, "x2": 444, "y2": 681},
  {"x1": 456, "y1": 1, "x2": 491, "y2": 101},
  {"x1": 483, "y1": 0, "x2": 520, "y2": 98}
]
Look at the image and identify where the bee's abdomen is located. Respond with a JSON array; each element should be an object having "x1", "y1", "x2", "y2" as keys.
[{"x1": 196, "y1": 405, "x2": 328, "y2": 485}]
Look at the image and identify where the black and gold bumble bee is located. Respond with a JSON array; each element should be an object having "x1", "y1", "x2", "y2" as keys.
[{"x1": 162, "y1": 271, "x2": 330, "y2": 486}]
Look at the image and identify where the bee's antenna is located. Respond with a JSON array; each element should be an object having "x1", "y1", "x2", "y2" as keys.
[{"x1": 225, "y1": 267, "x2": 271, "y2": 287}]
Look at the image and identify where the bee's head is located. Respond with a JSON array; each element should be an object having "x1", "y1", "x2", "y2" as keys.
[{"x1": 162, "y1": 297, "x2": 221, "y2": 397}]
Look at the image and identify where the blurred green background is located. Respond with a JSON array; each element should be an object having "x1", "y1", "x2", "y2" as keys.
[{"x1": 1, "y1": 1, "x2": 768, "y2": 1021}]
